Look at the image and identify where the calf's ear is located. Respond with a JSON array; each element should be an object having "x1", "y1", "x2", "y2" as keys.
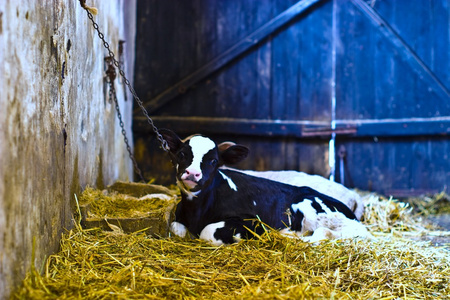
[
  {"x1": 219, "y1": 144, "x2": 249, "y2": 166},
  {"x1": 218, "y1": 141, "x2": 236, "y2": 153},
  {"x1": 159, "y1": 129, "x2": 182, "y2": 152}
]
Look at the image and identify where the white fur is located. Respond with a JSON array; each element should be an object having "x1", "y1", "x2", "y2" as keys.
[
  {"x1": 186, "y1": 136, "x2": 216, "y2": 181},
  {"x1": 283, "y1": 199, "x2": 372, "y2": 243},
  {"x1": 170, "y1": 221, "x2": 188, "y2": 238},
  {"x1": 300, "y1": 216, "x2": 373, "y2": 243},
  {"x1": 219, "y1": 171, "x2": 238, "y2": 191},
  {"x1": 233, "y1": 233, "x2": 242, "y2": 242},
  {"x1": 199, "y1": 222, "x2": 226, "y2": 246},
  {"x1": 291, "y1": 199, "x2": 320, "y2": 232}
]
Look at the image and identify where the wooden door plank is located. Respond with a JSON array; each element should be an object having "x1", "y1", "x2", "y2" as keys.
[
  {"x1": 341, "y1": 137, "x2": 450, "y2": 195},
  {"x1": 141, "y1": 0, "x2": 324, "y2": 114},
  {"x1": 350, "y1": 0, "x2": 450, "y2": 100},
  {"x1": 134, "y1": 115, "x2": 450, "y2": 137}
]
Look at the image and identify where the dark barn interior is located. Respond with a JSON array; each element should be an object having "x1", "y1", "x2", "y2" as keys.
[
  {"x1": 133, "y1": 0, "x2": 450, "y2": 197},
  {"x1": 2, "y1": 0, "x2": 449, "y2": 298}
]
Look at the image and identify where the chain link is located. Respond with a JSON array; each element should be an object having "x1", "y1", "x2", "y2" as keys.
[
  {"x1": 106, "y1": 76, "x2": 146, "y2": 182},
  {"x1": 80, "y1": 2, "x2": 171, "y2": 182},
  {"x1": 82, "y1": 3, "x2": 169, "y2": 152}
]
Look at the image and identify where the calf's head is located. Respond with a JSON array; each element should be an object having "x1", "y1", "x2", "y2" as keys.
[{"x1": 160, "y1": 129, "x2": 249, "y2": 197}]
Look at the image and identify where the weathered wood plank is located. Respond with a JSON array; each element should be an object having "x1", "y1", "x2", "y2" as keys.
[
  {"x1": 135, "y1": 116, "x2": 329, "y2": 138},
  {"x1": 373, "y1": 0, "x2": 450, "y2": 90},
  {"x1": 337, "y1": 0, "x2": 450, "y2": 121},
  {"x1": 340, "y1": 137, "x2": 450, "y2": 195},
  {"x1": 336, "y1": 0, "x2": 376, "y2": 120},
  {"x1": 141, "y1": 0, "x2": 324, "y2": 114},
  {"x1": 297, "y1": 0, "x2": 333, "y2": 121},
  {"x1": 134, "y1": 116, "x2": 450, "y2": 138},
  {"x1": 215, "y1": 0, "x2": 260, "y2": 118},
  {"x1": 351, "y1": 0, "x2": 450, "y2": 99},
  {"x1": 254, "y1": 0, "x2": 274, "y2": 119},
  {"x1": 345, "y1": 118, "x2": 450, "y2": 137}
]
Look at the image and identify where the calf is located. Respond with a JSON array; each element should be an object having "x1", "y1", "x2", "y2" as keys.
[
  {"x1": 218, "y1": 142, "x2": 365, "y2": 220},
  {"x1": 161, "y1": 130, "x2": 370, "y2": 246}
]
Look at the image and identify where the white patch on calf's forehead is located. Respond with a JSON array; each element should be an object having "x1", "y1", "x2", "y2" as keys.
[
  {"x1": 188, "y1": 136, "x2": 216, "y2": 154},
  {"x1": 187, "y1": 136, "x2": 216, "y2": 171}
]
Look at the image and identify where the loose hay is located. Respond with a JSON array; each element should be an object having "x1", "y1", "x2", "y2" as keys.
[
  {"x1": 407, "y1": 191, "x2": 450, "y2": 216},
  {"x1": 78, "y1": 186, "x2": 178, "y2": 237},
  {"x1": 79, "y1": 187, "x2": 174, "y2": 219},
  {"x1": 361, "y1": 194, "x2": 434, "y2": 233},
  {"x1": 13, "y1": 190, "x2": 450, "y2": 299}
]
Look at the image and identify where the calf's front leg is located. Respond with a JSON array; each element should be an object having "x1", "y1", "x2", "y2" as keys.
[
  {"x1": 199, "y1": 218, "x2": 265, "y2": 246},
  {"x1": 170, "y1": 221, "x2": 188, "y2": 238}
]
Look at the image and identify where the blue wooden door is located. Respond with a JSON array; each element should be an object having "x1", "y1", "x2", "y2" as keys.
[{"x1": 134, "y1": 0, "x2": 450, "y2": 196}]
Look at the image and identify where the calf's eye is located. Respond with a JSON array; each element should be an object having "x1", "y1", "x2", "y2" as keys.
[
  {"x1": 178, "y1": 151, "x2": 186, "y2": 160},
  {"x1": 209, "y1": 159, "x2": 218, "y2": 166}
]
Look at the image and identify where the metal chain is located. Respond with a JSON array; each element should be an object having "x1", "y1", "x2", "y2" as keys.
[
  {"x1": 106, "y1": 70, "x2": 146, "y2": 182},
  {"x1": 80, "y1": 2, "x2": 169, "y2": 152}
]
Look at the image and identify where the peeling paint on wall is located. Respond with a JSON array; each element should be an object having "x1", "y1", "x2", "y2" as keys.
[{"x1": 0, "y1": 1, "x2": 136, "y2": 298}]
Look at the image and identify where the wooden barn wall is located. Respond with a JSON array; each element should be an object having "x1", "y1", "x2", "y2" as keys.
[
  {"x1": 0, "y1": 1, "x2": 136, "y2": 298},
  {"x1": 133, "y1": 0, "x2": 450, "y2": 196},
  {"x1": 333, "y1": 0, "x2": 450, "y2": 195}
]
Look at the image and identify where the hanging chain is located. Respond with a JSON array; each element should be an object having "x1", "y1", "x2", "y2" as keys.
[
  {"x1": 105, "y1": 59, "x2": 146, "y2": 182},
  {"x1": 79, "y1": 0, "x2": 169, "y2": 153},
  {"x1": 79, "y1": 1, "x2": 171, "y2": 182}
]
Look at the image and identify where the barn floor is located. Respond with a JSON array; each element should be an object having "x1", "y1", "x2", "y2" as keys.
[
  {"x1": 409, "y1": 214, "x2": 450, "y2": 247},
  {"x1": 12, "y1": 186, "x2": 450, "y2": 299},
  {"x1": 400, "y1": 193, "x2": 450, "y2": 247}
]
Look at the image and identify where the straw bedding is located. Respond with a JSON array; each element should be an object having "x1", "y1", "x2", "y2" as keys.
[{"x1": 13, "y1": 190, "x2": 450, "y2": 299}]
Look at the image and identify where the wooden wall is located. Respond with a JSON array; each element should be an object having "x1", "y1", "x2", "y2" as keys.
[
  {"x1": 134, "y1": 0, "x2": 449, "y2": 196},
  {"x1": 0, "y1": 1, "x2": 135, "y2": 297}
]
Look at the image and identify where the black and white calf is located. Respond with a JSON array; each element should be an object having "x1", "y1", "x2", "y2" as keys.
[
  {"x1": 218, "y1": 142, "x2": 365, "y2": 220},
  {"x1": 160, "y1": 129, "x2": 371, "y2": 246}
]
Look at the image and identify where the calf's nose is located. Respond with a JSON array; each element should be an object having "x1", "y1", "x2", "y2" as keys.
[{"x1": 183, "y1": 168, "x2": 202, "y2": 180}]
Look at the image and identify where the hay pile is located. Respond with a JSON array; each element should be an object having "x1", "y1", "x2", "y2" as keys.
[
  {"x1": 77, "y1": 185, "x2": 178, "y2": 237},
  {"x1": 362, "y1": 194, "x2": 435, "y2": 232},
  {"x1": 13, "y1": 192, "x2": 450, "y2": 299},
  {"x1": 79, "y1": 187, "x2": 175, "y2": 219}
]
